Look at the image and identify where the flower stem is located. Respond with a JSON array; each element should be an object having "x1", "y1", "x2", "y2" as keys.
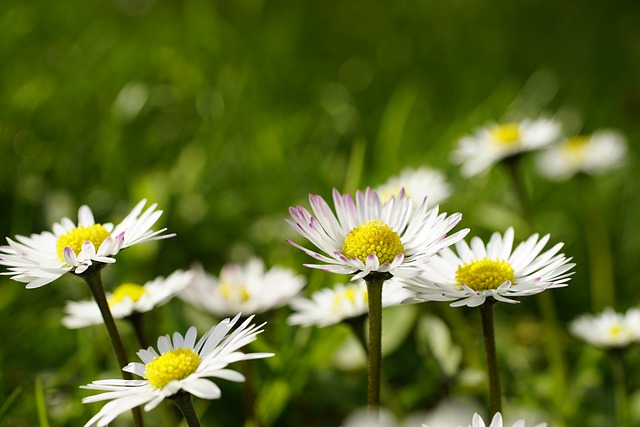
[
  {"x1": 365, "y1": 276, "x2": 385, "y2": 419},
  {"x1": 503, "y1": 156, "x2": 531, "y2": 224},
  {"x1": 128, "y1": 312, "x2": 150, "y2": 349},
  {"x1": 171, "y1": 391, "x2": 202, "y2": 427},
  {"x1": 83, "y1": 269, "x2": 144, "y2": 427},
  {"x1": 611, "y1": 349, "x2": 629, "y2": 427},
  {"x1": 479, "y1": 300, "x2": 501, "y2": 416}
]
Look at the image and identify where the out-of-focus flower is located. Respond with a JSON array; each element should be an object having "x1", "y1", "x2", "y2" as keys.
[
  {"x1": 287, "y1": 278, "x2": 412, "y2": 327},
  {"x1": 404, "y1": 227, "x2": 574, "y2": 307},
  {"x1": 452, "y1": 119, "x2": 562, "y2": 177},
  {"x1": 375, "y1": 167, "x2": 451, "y2": 206},
  {"x1": 1, "y1": 199, "x2": 174, "y2": 288},
  {"x1": 420, "y1": 397, "x2": 483, "y2": 427},
  {"x1": 62, "y1": 269, "x2": 194, "y2": 328},
  {"x1": 180, "y1": 258, "x2": 305, "y2": 317},
  {"x1": 81, "y1": 314, "x2": 273, "y2": 427},
  {"x1": 287, "y1": 188, "x2": 468, "y2": 281},
  {"x1": 570, "y1": 307, "x2": 640, "y2": 348},
  {"x1": 536, "y1": 131, "x2": 627, "y2": 180},
  {"x1": 423, "y1": 412, "x2": 547, "y2": 427}
]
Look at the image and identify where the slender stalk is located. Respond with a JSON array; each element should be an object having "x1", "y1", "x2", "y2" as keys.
[
  {"x1": 128, "y1": 312, "x2": 150, "y2": 349},
  {"x1": 610, "y1": 348, "x2": 629, "y2": 427},
  {"x1": 83, "y1": 269, "x2": 144, "y2": 427},
  {"x1": 170, "y1": 391, "x2": 202, "y2": 427},
  {"x1": 365, "y1": 276, "x2": 385, "y2": 419},
  {"x1": 503, "y1": 156, "x2": 531, "y2": 225},
  {"x1": 479, "y1": 301, "x2": 501, "y2": 416}
]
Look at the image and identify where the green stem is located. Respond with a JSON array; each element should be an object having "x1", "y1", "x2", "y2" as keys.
[
  {"x1": 170, "y1": 391, "x2": 202, "y2": 427},
  {"x1": 611, "y1": 349, "x2": 629, "y2": 427},
  {"x1": 365, "y1": 276, "x2": 385, "y2": 419},
  {"x1": 479, "y1": 301, "x2": 501, "y2": 416},
  {"x1": 503, "y1": 156, "x2": 531, "y2": 225},
  {"x1": 128, "y1": 312, "x2": 150, "y2": 349},
  {"x1": 83, "y1": 269, "x2": 144, "y2": 427}
]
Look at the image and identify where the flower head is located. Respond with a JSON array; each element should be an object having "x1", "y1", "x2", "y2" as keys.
[
  {"x1": 81, "y1": 314, "x2": 273, "y2": 427},
  {"x1": 180, "y1": 258, "x2": 305, "y2": 317},
  {"x1": 570, "y1": 308, "x2": 640, "y2": 348},
  {"x1": 375, "y1": 167, "x2": 451, "y2": 206},
  {"x1": 452, "y1": 118, "x2": 562, "y2": 177},
  {"x1": 286, "y1": 188, "x2": 468, "y2": 281},
  {"x1": 287, "y1": 278, "x2": 412, "y2": 327},
  {"x1": 423, "y1": 412, "x2": 547, "y2": 427},
  {"x1": 1, "y1": 199, "x2": 174, "y2": 288},
  {"x1": 62, "y1": 269, "x2": 194, "y2": 328},
  {"x1": 536, "y1": 130, "x2": 627, "y2": 180},
  {"x1": 404, "y1": 227, "x2": 574, "y2": 307}
]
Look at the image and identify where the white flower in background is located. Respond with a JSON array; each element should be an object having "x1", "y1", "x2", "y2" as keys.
[
  {"x1": 423, "y1": 412, "x2": 547, "y2": 427},
  {"x1": 403, "y1": 227, "x2": 574, "y2": 307},
  {"x1": 570, "y1": 308, "x2": 640, "y2": 348},
  {"x1": 62, "y1": 269, "x2": 194, "y2": 328},
  {"x1": 287, "y1": 188, "x2": 468, "y2": 281},
  {"x1": 287, "y1": 278, "x2": 412, "y2": 327},
  {"x1": 452, "y1": 118, "x2": 562, "y2": 177},
  {"x1": 420, "y1": 397, "x2": 483, "y2": 427},
  {"x1": 375, "y1": 167, "x2": 451, "y2": 206},
  {"x1": 180, "y1": 258, "x2": 305, "y2": 317},
  {"x1": 536, "y1": 131, "x2": 627, "y2": 180},
  {"x1": 0, "y1": 199, "x2": 174, "y2": 289},
  {"x1": 81, "y1": 314, "x2": 273, "y2": 427}
]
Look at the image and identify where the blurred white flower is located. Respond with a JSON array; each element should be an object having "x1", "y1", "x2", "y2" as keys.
[
  {"x1": 375, "y1": 167, "x2": 451, "y2": 206},
  {"x1": 536, "y1": 131, "x2": 627, "y2": 180},
  {"x1": 62, "y1": 269, "x2": 194, "y2": 328},
  {"x1": 452, "y1": 118, "x2": 562, "y2": 177},
  {"x1": 570, "y1": 307, "x2": 640, "y2": 348},
  {"x1": 180, "y1": 258, "x2": 305, "y2": 317},
  {"x1": 423, "y1": 412, "x2": 547, "y2": 427},
  {"x1": 420, "y1": 397, "x2": 482, "y2": 427}
]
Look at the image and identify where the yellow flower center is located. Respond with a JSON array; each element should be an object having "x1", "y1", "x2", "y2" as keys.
[
  {"x1": 562, "y1": 136, "x2": 589, "y2": 162},
  {"x1": 108, "y1": 283, "x2": 148, "y2": 306},
  {"x1": 56, "y1": 224, "x2": 111, "y2": 261},
  {"x1": 489, "y1": 123, "x2": 521, "y2": 146},
  {"x1": 144, "y1": 348, "x2": 201, "y2": 389},
  {"x1": 455, "y1": 258, "x2": 515, "y2": 291},
  {"x1": 331, "y1": 286, "x2": 367, "y2": 312},
  {"x1": 342, "y1": 220, "x2": 404, "y2": 264},
  {"x1": 218, "y1": 282, "x2": 250, "y2": 302},
  {"x1": 609, "y1": 324, "x2": 623, "y2": 337}
]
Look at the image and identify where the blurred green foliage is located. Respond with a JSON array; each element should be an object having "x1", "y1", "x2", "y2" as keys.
[{"x1": 1, "y1": 0, "x2": 640, "y2": 425}]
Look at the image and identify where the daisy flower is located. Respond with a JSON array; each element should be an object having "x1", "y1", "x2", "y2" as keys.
[
  {"x1": 81, "y1": 314, "x2": 273, "y2": 427},
  {"x1": 287, "y1": 279, "x2": 412, "y2": 327},
  {"x1": 0, "y1": 199, "x2": 174, "y2": 289},
  {"x1": 570, "y1": 308, "x2": 640, "y2": 348},
  {"x1": 536, "y1": 131, "x2": 627, "y2": 180},
  {"x1": 180, "y1": 258, "x2": 306, "y2": 317},
  {"x1": 286, "y1": 187, "x2": 468, "y2": 281},
  {"x1": 375, "y1": 167, "x2": 451, "y2": 206},
  {"x1": 403, "y1": 227, "x2": 574, "y2": 307},
  {"x1": 452, "y1": 118, "x2": 562, "y2": 177},
  {"x1": 62, "y1": 269, "x2": 194, "y2": 329},
  {"x1": 423, "y1": 412, "x2": 547, "y2": 427}
]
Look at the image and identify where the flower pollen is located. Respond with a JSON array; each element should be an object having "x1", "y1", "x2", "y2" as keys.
[
  {"x1": 489, "y1": 123, "x2": 521, "y2": 146},
  {"x1": 342, "y1": 220, "x2": 404, "y2": 264},
  {"x1": 455, "y1": 258, "x2": 515, "y2": 291},
  {"x1": 218, "y1": 282, "x2": 250, "y2": 302},
  {"x1": 109, "y1": 283, "x2": 148, "y2": 306},
  {"x1": 56, "y1": 224, "x2": 111, "y2": 261},
  {"x1": 144, "y1": 348, "x2": 201, "y2": 389}
]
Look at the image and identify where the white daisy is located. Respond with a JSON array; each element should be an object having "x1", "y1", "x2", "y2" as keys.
[
  {"x1": 403, "y1": 227, "x2": 574, "y2": 307},
  {"x1": 180, "y1": 258, "x2": 306, "y2": 317},
  {"x1": 375, "y1": 167, "x2": 451, "y2": 206},
  {"x1": 452, "y1": 118, "x2": 562, "y2": 177},
  {"x1": 536, "y1": 131, "x2": 627, "y2": 180},
  {"x1": 286, "y1": 187, "x2": 468, "y2": 281},
  {"x1": 287, "y1": 278, "x2": 412, "y2": 327},
  {"x1": 423, "y1": 412, "x2": 547, "y2": 427},
  {"x1": 570, "y1": 308, "x2": 640, "y2": 348},
  {"x1": 81, "y1": 314, "x2": 273, "y2": 427},
  {"x1": 0, "y1": 199, "x2": 174, "y2": 289},
  {"x1": 62, "y1": 269, "x2": 194, "y2": 328}
]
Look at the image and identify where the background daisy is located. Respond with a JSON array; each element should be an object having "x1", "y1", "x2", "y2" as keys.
[
  {"x1": 423, "y1": 412, "x2": 547, "y2": 427},
  {"x1": 570, "y1": 308, "x2": 640, "y2": 348},
  {"x1": 375, "y1": 167, "x2": 451, "y2": 206}
]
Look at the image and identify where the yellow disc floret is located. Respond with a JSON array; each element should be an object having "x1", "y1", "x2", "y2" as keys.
[
  {"x1": 108, "y1": 283, "x2": 148, "y2": 306},
  {"x1": 144, "y1": 348, "x2": 201, "y2": 389},
  {"x1": 331, "y1": 286, "x2": 367, "y2": 312},
  {"x1": 562, "y1": 136, "x2": 589, "y2": 163},
  {"x1": 218, "y1": 282, "x2": 250, "y2": 303},
  {"x1": 342, "y1": 220, "x2": 404, "y2": 264},
  {"x1": 489, "y1": 123, "x2": 521, "y2": 146},
  {"x1": 455, "y1": 258, "x2": 515, "y2": 291},
  {"x1": 56, "y1": 224, "x2": 111, "y2": 261}
]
